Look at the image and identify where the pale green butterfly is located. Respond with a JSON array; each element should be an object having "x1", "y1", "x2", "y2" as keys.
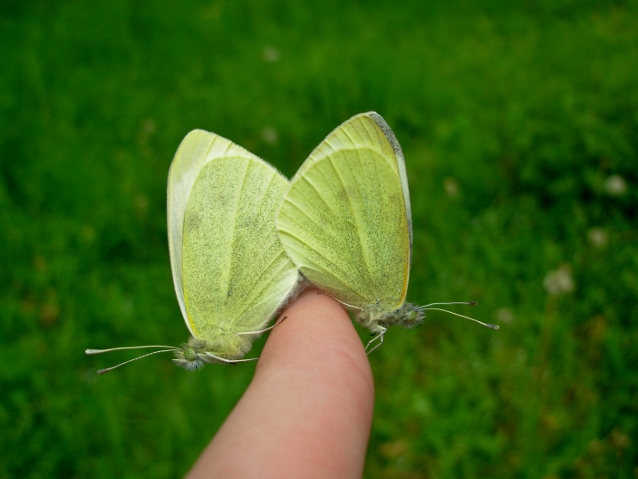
[
  {"x1": 87, "y1": 130, "x2": 303, "y2": 373},
  {"x1": 276, "y1": 112, "x2": 497, "y2": 352}
]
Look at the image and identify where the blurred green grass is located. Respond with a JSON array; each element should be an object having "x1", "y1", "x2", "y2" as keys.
[{"x1": 1, "y1": 0, "x2": 637, "y2": 477}]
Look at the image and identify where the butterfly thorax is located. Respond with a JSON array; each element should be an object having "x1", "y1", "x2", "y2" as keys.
[{"x1": 172, "y1": 333, "x2": 253, "y2": 370}]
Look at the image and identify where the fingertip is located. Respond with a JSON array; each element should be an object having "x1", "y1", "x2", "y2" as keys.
[
  {"x1": 259, "y1": 289, "x2": 371, "y2": 381},
  {"x1": 187, "y1": 289, "x2": 374, "y2": 479},
  {"x1": 254, "y1": 288, "x2": 374, "y2": 477}
]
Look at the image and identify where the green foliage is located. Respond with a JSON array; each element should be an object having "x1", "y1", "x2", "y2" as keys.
[{"x1": 1, "y1": 0, "x2": 636, "y2": 477}]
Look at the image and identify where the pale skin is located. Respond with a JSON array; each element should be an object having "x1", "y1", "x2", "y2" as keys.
[{"x1": 185, "y1": 289, "x2": 375, "y2": 478}]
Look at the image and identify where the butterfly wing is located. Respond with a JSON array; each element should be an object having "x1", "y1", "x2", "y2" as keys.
[
  {"x1": 277, "y1": 112, "x2": 412, "y2": 314},
  {"x1": 168, "y1": 130, "x2": 301, "y2": 348}
]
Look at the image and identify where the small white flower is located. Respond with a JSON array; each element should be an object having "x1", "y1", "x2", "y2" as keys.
[
  {"x1": 604, "y1": 174, "x2": 627, "y2": 196},
  {"x1": 261, "y1": 127, "x2": 278, "y2": 145},
  {"x1": 138, "y1": 118, "x2": 156, "y2": 145},
  {"x1": 142, "y1": 118, "x2": 156, "y2": 134},
  {"x1": 543, "y1": 265, "x2": 575, "y2": 296},
  {"x1": 587, "y1": 228, "x2": 608, "y2": 248},
  {"x1": 443, "y1": 177, "x2": 459, "y2": 198},
  {"x1": 262, "y1": 46, "x2": 280, "y2": 62},
  {"x1": 494, "y1": 308, "x2": 514, "y2": 324}
]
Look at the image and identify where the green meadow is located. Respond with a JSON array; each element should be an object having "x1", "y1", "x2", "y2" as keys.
[{"x1": 1, "y1": 0, "x2": 636, "y2": 477}]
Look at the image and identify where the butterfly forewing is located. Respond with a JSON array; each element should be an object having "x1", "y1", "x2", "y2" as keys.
[
  {"x1": 278, "y1": 113, "x2": 411, "y2": 314},
  {"x1": 170, "y1": 130, "x2": 300, "y2": 346}
]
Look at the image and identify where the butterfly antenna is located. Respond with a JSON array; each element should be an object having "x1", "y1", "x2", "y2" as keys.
[
  {"x1": 85, "y1": 345, "x2": 176, "y2": 354},
  {"x1": 91, "y1": 348, "x2": 178, "y2": 375},
  {"x1": 422, "y1": 301, "x2": 478, "y2": 307},
  {"x1": 422, "y1": 302, "x2": 499, "y2": 330}
]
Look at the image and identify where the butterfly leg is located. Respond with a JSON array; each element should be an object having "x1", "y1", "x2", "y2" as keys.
[
  {"x1": 203, "y1": 352, "x2": 260, "y2": 364},
  {"x1": 365, "y1": 326, "x2": 387, "y2": 355},
  {"x1": 236, "y1": 316, "x2": 288, "y2": 337}
]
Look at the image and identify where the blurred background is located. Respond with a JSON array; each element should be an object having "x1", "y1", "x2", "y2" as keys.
[{"x1": 1, "y1": 0, "x2": 636, "y2": 477}]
